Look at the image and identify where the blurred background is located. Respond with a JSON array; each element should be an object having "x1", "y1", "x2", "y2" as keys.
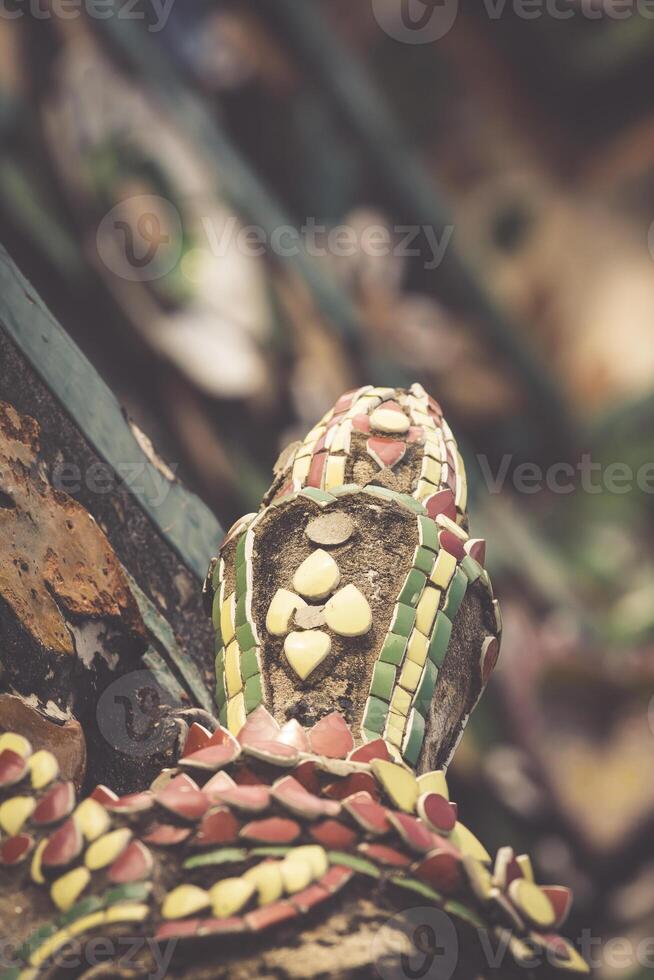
[{"x1": 1, "y1": 0, "x2": 654, "y2": 974}]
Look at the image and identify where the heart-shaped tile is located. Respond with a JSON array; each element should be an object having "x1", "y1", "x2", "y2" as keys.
[
  {"x1": 324, "y1": 584, "x2": 372, "y2": 637},
  {"x1": 284, "y1": 631, "x2": 331, "y2": 680},
  {"x1": 292, "y1": 550, "x2": 340, "y2": 600}
]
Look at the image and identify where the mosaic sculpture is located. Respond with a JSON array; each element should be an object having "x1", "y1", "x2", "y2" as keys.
[{"x1": 0, "y1": 385, "x2": 587, "y2": 978}]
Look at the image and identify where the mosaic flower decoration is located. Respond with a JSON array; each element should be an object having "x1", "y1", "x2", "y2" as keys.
[{"x1": 0, "y1": 720, "x2": 587, "y2": 976}]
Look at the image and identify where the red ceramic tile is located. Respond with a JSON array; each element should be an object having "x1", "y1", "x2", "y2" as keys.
[
  {"x1": 211, "y1": 785, "x2": 271, "y2": 813},
  {"x1": 464, "y1": 538, "x2": 486, "y2": 566},
  {"x1": 155, "y1": 920, "x2": 201, "y2": 941},
  {"x1": 348, "y1": 740, "x2": 391, "y2": 765},
  {"x1": 274, "y1": 479, "x2": 294, "y2": 501},
  {"x1": 278, "y1": 720, "x2": 310, "y2": 752},
  {"x1": 233, "y1": 765, "x2": 268, "y2": 786},
  {"x1": 387, "y1": 812, "x2": 434, "y2": 854},
  {"x1": 0, "y1": 749, "x2": 27, "y2": 787},
  {"x1": 168, "y1": 773, "x2": 201, "y2": 792},
  {"x1": 182, "y1": 723, "x2": 213, "y2": 757},
  {"x1": 417, "y1": 793, "x2": 457, "y2": 834},
  {"x1": 407, "y1": 426, "x2": 424, "y2": 444},
  {"x1": 272, "y1": 776, "x2": 340, "y2": 820},
  {"x1": 415, "y1": 850, "x2": 463, "y2": 894},
  {"x1": 481, "y1": 637, "x2": 500, "y2": 686},
  {"x1": 293, "y1": 761, "x2": 321, "y2": 795},
  {"x1": 156, "y1": 783, "x2": 209, "y2": 822},
  {"x1": 308, "y1": 713, "x2": 354, "y2": 759},
  {"x1": 333, "y1": 391, "x2": 356, "y2": 414},
  {"x1": 32, "y1": 782, "x2": 76, "y2": 826},
  {"x1": 0, "y1": 833, "x2": 34, "y2": 865},
  {"x1": 425, "y1": 489, "x2": 456, "y2": 522},
  {"x1": 359, "y1": 843, "x2": 412, "y2": 868},
  {"x1": 91, "y1": 784, "x2": 119, "y2": 806},
  {"x1": 381, "y1": 401, "x2": 404, "y2": 414},
  {"x1": 246, "y1": 900, "x2": 298, "y2": 932},
  {"x1": 198, "y1": 917, "x2": 247, "y2": 936},
  {"x1": 352, "y1": 414, "x2": 371, "y2": 433},
  {"x1": 240, "y1": 817, "x2": 301, "y2": 845},
  {"x1": 366, "y1": 437, "x2": 407, "y2": 470},
  {"x1": 310, "y1": 819, "x2": 357, "y2": 850},
  {"x1": 41, "y1": 817, "x2": 83, "y2": 868},
  {"x1": 427, "y1": 396, "x2": 443, "y2": 418},
  {"x1": 192, "y1": 807, "x2": 240, "y2": 846},
  {"x1": 342, "y1": 792, "x2": 390, "y2": 835},
  {"x1": 242, "y1": 741, "x2": 300, "y2": 767},
  {"x1": 542, "y1": 886, "x2": 572, "y2": 928},
  {"x1": 438, "y1": 530, "x2": 466, "y2": 561},
  {"x1": 142, "y1": 824, "x2": 192, "y2": 847},
  {"x1": 181, "y1": 742, "x2": 241, "y2": 771},
  {"x1": 307, "y1": 452, "x2": 328, "y2": 489},
  {"x1": 237, "y1": 707, "x2": 280, "y2": 747},
  {"x1": 203, "y1": 770, "x2": 236, "y2": 800},
  {"x1": 324, "y1": 773, "x2": 378, "y2": 801},
  {"x1": 291, "y1": 882, "x2": 330, "y2": 913},
  {"x1": 107, "y1": 840, "x2": 153, "y2": 883},
  {"x1": 106, "y1": 792, "x2": 154, "y2": 815},
  {"x1": 320, "y1": 864, "x2": 354, "y2": 894}
]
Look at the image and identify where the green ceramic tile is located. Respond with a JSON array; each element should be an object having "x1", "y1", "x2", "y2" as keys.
[
  {"x1": 235, "y1": 561, "x2": 248, "y2": 598},
  {"x1": 211, "y1": 589, "x2": 223, "y2": 633},
  {"x1": 389, "y1": 875, "x2": 443, "y2": 903},
  {"x1": 59, "y1": 896, "x2": 104, "y2": 926},
  {"x1": 236, "y1": 532, "x2": 247, "y2": 568},
  {"x1": 184, "y1": 848, "x2": 248, "y2": 870},
  {"x1": 380, "y1": 633, "x2": 408, "y2": 666},
  {"x1": 402, "y1": 709, "x2": 426, "y2": 766},
  {"x1": 370, "y1": 662, "x2": 396, "y2": 701},
  {"x1": 442, "y1": 569, "x2": 468, "y2": 620},
  {"x1": 215, "y1": 646, "x2": 225, "y2": 676},
  {"x1": 244, "y1": 675, "x2": 263, "y2": 714},
  {"x1": 240, "y1": 647, "x2": 260, "y2": 680},
  {"x1": 300, "y1": 488, "x2": 336, "y2": 505},
  {"x1": 214, "y1": 630, "x2": 224, "y2": 655},
  {"x1": 330, "y1": 484, "x2": 361, "y2": 497},
  {"x1": 219, "y1": 702, "x2": 228, "y2": 728},
  {"x1": 428, "y1": 612, "x2": 452, "y2": 667},
  {"x1": 390, "y1": 603, "x2": 416, "y2": 637},
  {"x1": 362, "y1": 696, "x2": 388, "y2": 735},
  {"x1": 326, "y1": 852, "x2": 381, "y2": 878},
  {"x1": 211, "y1": 559, "x2": 222, "y2": 591},
  {"x1": 418, "y1": 516, "x2": 439, "y2": 552},
  {"x1": 16, "y1": 924, "x2": 58, "y2": 961},
  {"x1": 104, "y1": 883, "x2": 152, "y2": 907},
  {"x1": 235, "y1": 594, "x2": 248, "y2": 628},
  {"x1": 461, "y1": 555, "x2": 482, "y2": 583},
  {"x1": 236, "y1": 622, "x2": 256, "y2": 651},
  {"x1": 398, "y1": 570, "x2": 426, "y2": 608},
  {"x1": 413, "y1": 546, "x2": 435, "y2": 576},
  {"x1": 414, "y1": 660, "x2": 438, "y2": 716},
  {"x1": 363, "y1": 485, "x2": 398, "y2": 503},
  {"x1": 398, "y1": 494, "x2": 426, "y2": 514}
]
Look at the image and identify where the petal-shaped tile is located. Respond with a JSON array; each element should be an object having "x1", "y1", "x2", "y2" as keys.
[
  {"x1": 85, "y1": 828, "x2": 133, "y2": 870},
  {"x1": 309, "y1": 819, "x2": 357, "y2": 850},
  {"x1": 292, "y1": 550, "x2": 340, "y2": 600},
  {"x1": 342, "y1": 792, "x2": 390, "y2": 836},
  {"x1": 508, "y1": 879, "x2": 556, "y2": 928},
  {"x1": 0, "y1": 795, "x2": 35, "y2": 836},
  {"x1": 324, "y1": 584, "x2": 372, "y2": 637},
  {"x1": 192, "y1": 807, "x2": 240, "y2": 846},
  {"x1": 90, "y1": 785, "x2": 119, "y2": 806},
  {"x1": 156, "y1": 783, "x2": 209, "y2": 822},
  {"x1": 293, "y1": 761, "x2": 321, "y2": 795},
  {"x1": 0, "y1": 732, "x2": 31, "y2": 757},
  {"x1": 50, "y1": 866, "x2": 90, "y2": 911},
  {"x1": 181, "y1": 742, "x2": 241, "y2": 772},
  {"x1": 280, "y1": 854, "x2": 313, "y2": 894},
  {"x1": 417, "y1": 793, "x2": 457, "y2": 834},
  {"x1": 28, "y1": 750, "x2": 59, "y2": 790},
  {"x1": 142, "y1": 824, "x2": 192, "y2": 847},
  {"x1": 105, "y1": 792, "x2": 154, "y2": 815},
  {"x1": 33, "y1": 782, "x2": 76, "y2": 826},
  {"x1": 210, "y1": 877, "x2": 255, "y2": 918},
  {"x1": 203, "y1": 770, "x2": 237, "y2": 800},
  {"x1": 211, "y1": 785, "x2": 271, "y2": 813},
  {"x1": 371, "y1": 760, "x2": 418, "y2": 813},
  {"x1": 387, "y1": 812, "x2": 434, "y2": 853},
  {"x1": 308, "y1": 712, "x2": 354, "y2": 759},
  {"x1": 240, "y1": 817, "x2": 301, "y2": 845},
  {"x1": 424, "y1": 489, "x2": 456, "y2": 522},
  {"x1": 348, "y1": 739, "x2": 391, "y2": 764},
  {"x1": 415, "y1": 850, "x2": 463, "y2": 894},
  {"x1": 278, "y1": 720, "x2": 310, "y2": 752},
  {"x1": 417, "y1": 770, "x2": 449, "y2": 801},
  {"x1": 73, "y1": 798, "x2": 111, "y2": 842},
  {"x1": 242, "y1": 740, "x2": 300, "y2": 767},
  {"x1": 162, "y1": 884, "x2": 211, "y2": 920},
  {"x1": 542, "y1": 885, "x2": 573, "y2": 928},
  {"x1": 237, "y1": 706, "x2": 280, "y2": 747},
  {"x1": 266, "y1": 588, "x2": 307, "y2": 636},
  {"x1": 464, "y1": 538, "x2": 486, "y2": 566},
  {"x1": 284, "y1": 631, "x2": 331, "y2": 680},
  {"x1": 108, "y1": 840, "x2": 153, "y2": 884},
  {"x1": 324, "y1": 772, "x2": 379, "y2": 801},
  {"x1": 243, "y1": 860, "x2": 284, "y2": 905},
  {"x1": 366, "y1": 437, "x2": 407, "y2": 469},
  {"x1": 182, "y1": 723, "x2": 213, "y2": 758},
  {"x1": 272, "y1": 776, "x2": 340, "y2": 820},
  {"x1": 0, "y1": 832, "x2": 34, "y2": 866},
  {"x1": 370, "y1": 407, "x2": 410, "y2": 434},
  {"x1": 450, "y1": 822, "x2": 491, "y2": 863},
  {"x1": 0, "y1": 748, "x2": 28, "y2": 787}
]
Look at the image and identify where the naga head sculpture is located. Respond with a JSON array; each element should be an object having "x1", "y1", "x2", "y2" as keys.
[{"x1": 207, "y1": 384, "x2": 501, "y2": 772}]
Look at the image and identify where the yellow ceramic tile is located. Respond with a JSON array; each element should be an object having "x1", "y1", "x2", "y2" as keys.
[
  {"x1": 51, "y1": 866, "x2": 91, "y2": 912},
  {"x1": 416, "y1": 479, "x2": 436, "y2": 501},
  {"x1": 280, "y1": 854, "x2": 313, "y2": 894},
  {"x1": 398, "y1": 659, "x2": 422, "y2": 693},
  {"x1": 244, "y1": 860, "x2": 284, "y2": 905},
  {"x1": 324, "y1": 455, "x2": 346, "y2": 490},
  {"x1": 29, "y1": 928, "x2": 72, "y2": 968},
  {"x1": 330, "y1": 420, "x2": 352, "y2": 454},
  {"x1": 210, "y1": 877, "x2": 255, "y2": 918},
  {"x1": 370, "y1": 407, "x2": 410, "y2": 434},
  {"x1": 162, "y1": 884, "x2": 211, "y2": 920},
  {"x1": 436, "y1": 514, "x2": 467, "y2": 539},
  {"x1": 417, "y1": 770, "x2": 449, "y2": 801},
  {"x1": 284, "y1": 631, "x2": 331, "y2": 681},
  {"x1": 421, "y1": 457, "x2": 442, "y2": 486},
  {"x1": 508, "y1": 879, "x2": 555, "y2": 928},
  {"x1": 406, "y1": 627, "x2": 430, "y2": 666},
  {"x1": 516, "y1": 853, "x2": 534, "y2": 882},
  {"x1": 227, "y1": 692, "x2": 247, "y2": 735},
  {"x1": 28, "y1": 750, "x2": 59, "y2": 790},
  {"x1": 390, "y1": 686, "x2": 411, "y2": 717},
  {"x1": 386, "y1": 726, "x2": 403, "y2": 749},
  {"x1": 266, "y1": 588, "x2": 306, "y2": 636},
  {"x1": 220, "y1": 593, "x2": 236, "y2": 646},
  {"x1": 450, "y1": 822, "x2": 491, "y2": 863},
  {"x1": 0, "y1": 732, "x2": 32, "y2": 757},
  {"x1": 293, "y1": 549, "x2": 340, "y2": 600},
  {"x1": 225, "y1": 640, "x2": 243, "y2": 697},
  {"x1": 0, "y1": 796, "x2": 35, "y2": 835},
  {"x1": 74, "y1": 798, "x2": 111, "y2": 842},
  {"x1": 386, "y1": 713, "x2": 405, "y2": 736},
  {"x1": 85, "y1": 828, "x2": 133, "y2": 870},
  {"x1": 304, "y1": 425, "x2": 326, "y2": 444},
  {"x1": 293, "y1": 845, "x2": 328, "y2": 878},
  {"x1": 105, "y1": 902, "x2": 150, "y2": 924},
  {"x1": 371, "y1": 760, "x2": 419, "y2": 813},
  {"x1": 67, "y1": 911, "x2": 105, "y2": 937},
  {"x1": 30, "y1": 839, "x2": 47, "y2": 884},
  {"x1": 292, "y1": 455, "x2": 311, "y2": 484},
  {"x1": 430, "y1": 550, "x2": 457, "y2": 589},
  {"x1": 324, "y1": 584, "x2": 372, "y2": 637}
]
